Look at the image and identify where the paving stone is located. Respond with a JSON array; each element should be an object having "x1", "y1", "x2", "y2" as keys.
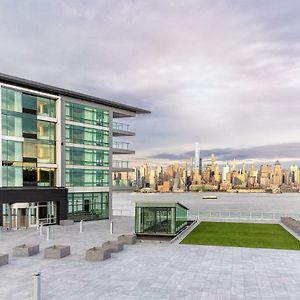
[{"x1": 1, "y1": 216, "x2": 300, "y2": 299}]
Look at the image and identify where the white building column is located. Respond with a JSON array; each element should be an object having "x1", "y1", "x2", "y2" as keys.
[{"x1": 108, "y1": 110, "x2": 113, "y2": 219}]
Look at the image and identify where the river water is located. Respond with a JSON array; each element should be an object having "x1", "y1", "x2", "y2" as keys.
[{"x1": 113, "y1": 192, "x2": 300, "y2": 214}]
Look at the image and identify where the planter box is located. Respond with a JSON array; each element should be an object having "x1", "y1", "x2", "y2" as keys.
[
  {"x1": 117, "y1": 234, "x2": 137, "y2": 245},
  {"x1": 44, "y1": 245, "x2": 71, "y2": 259},
  {"x1": 85, "y1": 247, "x2": 111, "y2": 261},
  {"x1": 13, "y1": 244, "x2": 39, "y2": 257},
  {"x1": 60, "y1": 220, "x2": 74, "y2": 226},
  {"x1": 0, "y1": 254, "x2": 9, "y2": 267},
  {"x1": 102, "y1": 241, "x2": 124, "y2": 253}
]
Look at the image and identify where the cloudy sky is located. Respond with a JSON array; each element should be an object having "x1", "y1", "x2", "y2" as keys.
[{"x1": 1, "y1": 1, "x2": 300, "y2": 165}]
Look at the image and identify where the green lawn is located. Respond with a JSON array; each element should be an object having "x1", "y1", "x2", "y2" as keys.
[{"x1": 180, "y1": 222, "x2": 300, "y2": 250}]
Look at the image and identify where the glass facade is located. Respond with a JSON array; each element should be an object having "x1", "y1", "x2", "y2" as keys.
[
  {"x1": 65, "y1": 124, "x2": 109, "y2": 147},
  {"x1": 66, "y1": 147, "x2": 109, "y2": 167},
  {"x1": 1, "y1": 86, "x2": 57, "y2": 187},
  {"x1": 135, "y1": 203, "x2": 188, "y2": 235},
  {"x1": 65, "y1": 169, "x2": 109, "y2": 187},
  {"x1": 67, "y1": 192, "x2": 109, "y2": 221},
  {"x1": 65, "y1": 101, "x2": 111, "y2": 221},
  {"x1": 65, "y1": 102, "x2": 109, "y2": 127}
]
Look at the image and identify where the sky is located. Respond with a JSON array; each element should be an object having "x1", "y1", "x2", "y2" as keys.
[{"x1": 1, "y1": 0, "x2": 300, "y2": 166}]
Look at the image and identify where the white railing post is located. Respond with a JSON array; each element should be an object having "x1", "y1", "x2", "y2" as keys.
[
  {"x1": 110, "y1": 221, "x2": 113, "y2": 234},
  {"x1": 80, "y1": 220, "x2": 83, "y2": 233},
  {"x1": 39, "y1": 224, "x2": 43, "y2": 236},
  {"x1": 46, "y1": 227, "x2": 50, "y2": 241},
  {"x1": 34, "y1": 272, "x2": 41, "y2": 300}
]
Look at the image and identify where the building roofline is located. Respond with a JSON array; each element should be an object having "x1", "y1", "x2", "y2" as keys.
[
  {"x1": 135, "y1": 200, "x2": 189, "y2": 210},
  {"x1": 0, "y1": 72, "x2": 151, "y2": 114}
]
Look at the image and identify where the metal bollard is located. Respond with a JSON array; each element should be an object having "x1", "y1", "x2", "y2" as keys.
[
  {"x1": 110, "y1": 221, "x2": 113, "y2": 234},
  {"x1": 80, "y1": 220, "x2": 83, "y2": 233},
  {"x1": 39, "y1": 224, "x2": 43, "y2": 236},
  {"x1": 46, "y1": 227, "x2": 50, "y2": 241},
  {"x1": 34, "y1": 272, "x2": 41, "y2": 300},
  {"x1": 36, "y1": 220, "x2": 39, "y2": 231}
]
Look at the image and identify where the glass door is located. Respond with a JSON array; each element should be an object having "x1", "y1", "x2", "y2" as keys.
[
  {"x1": 155, "y1": 209, "x2": 169, "y2": 233},
  {"x1": 28, "y1": 204, "x2": 38, "y2": 227}
]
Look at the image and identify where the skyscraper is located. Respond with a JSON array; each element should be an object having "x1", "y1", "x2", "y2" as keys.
[{"x1": 194, "y1": 142, "x2": 202, "y2": 174}]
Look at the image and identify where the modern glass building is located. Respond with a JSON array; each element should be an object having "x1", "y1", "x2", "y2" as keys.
[
  {"x1": 135, "y1": 202, "x2": 189, "y2": 236},
  {"x1": 0, "y1": 73, "x2": 150, "y2": 229}
]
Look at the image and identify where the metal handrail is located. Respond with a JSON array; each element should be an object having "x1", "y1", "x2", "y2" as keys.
[
  {"x1": 112, "y1": 141, "x2": 130, "y2": 150},
  {"x1": 113, "y1": 122, "x2": 131, "y2": 132},
  {"x1": 113, "y1": 160, "x2": 129, "y2": 168}
]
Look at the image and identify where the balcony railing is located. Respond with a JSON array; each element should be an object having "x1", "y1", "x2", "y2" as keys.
[
  {"x1": 112, "y1": 179, "x2": 132, "y2": 187},
  {"x1": 112, "y1": 141, "x2": 130, "y2": 150},
  {"x1": 113, "y1": 122, "x2": 131, "y2": 132},
  {"x1": 113, "y1": 160, "x2": 130, "y2": 169}
]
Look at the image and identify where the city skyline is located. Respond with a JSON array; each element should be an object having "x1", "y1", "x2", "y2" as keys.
[
  {"x1": 1, "y1": 1, "x2": 300, "y2": 163},
  {"x1": 130, "y1": 153, "x2": 300, "y2": 193}
]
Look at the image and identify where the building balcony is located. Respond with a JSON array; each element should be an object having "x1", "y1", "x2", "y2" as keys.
[
  {"x1": 112, "y1": 179, "x2": 133, "y2": 191},
  {"x1": 112, "y1": 122, "x2": 135, "y2": 137},
  {"x1": 112, "y1": 160, "x2": 133, "y2": 172},
  {"x1": 112, "y1": 141, "x2": 135, "y2": 155}
]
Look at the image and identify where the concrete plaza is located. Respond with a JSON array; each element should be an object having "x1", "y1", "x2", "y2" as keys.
[{"x1": 1, "y1": 217, "x2": 300, "y2": 299}]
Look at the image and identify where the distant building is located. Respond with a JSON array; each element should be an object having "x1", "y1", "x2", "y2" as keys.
[
  {"x1": 194, "y1": 142, "x2": 202, "y2": 175},
  {"x1": 273, "y1": 160, "x2": 283, "y2": 186}
]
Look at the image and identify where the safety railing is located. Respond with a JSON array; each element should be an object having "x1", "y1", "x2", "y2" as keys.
[
  {"x1": 113, "y1": 122, "x2": 131, "y2": 132},
  {"x1": 188, "y1": 210, "x2": 300, "y2": 221},
  {"x1": 112, "y1": 141, "x2": 130, "y2": 150},
  {"x1": 112, "y1": 179, "x2": 132, "y2": 188},
  {"x1": 112, "y1": 209, "x2": 300, "y2": 221},
  {"x1": 113, "y1": 160, "x2": 130, "y2": 169}
]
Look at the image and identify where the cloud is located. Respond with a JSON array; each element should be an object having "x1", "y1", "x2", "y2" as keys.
[
  {"x1": 0, "y1": 1, "x2": 300, "y2": 162},
  {"x1": 150, "y1": 142, "x2": 300, "y2": 164}
]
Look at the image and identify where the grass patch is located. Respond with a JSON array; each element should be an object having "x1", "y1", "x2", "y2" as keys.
[{"x1": 180, "y1": 222, "x2": 300, "y2": 250}]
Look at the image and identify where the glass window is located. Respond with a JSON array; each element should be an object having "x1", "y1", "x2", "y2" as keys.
[
  {"x1": 23, "y1": 113, "x2": 37, "y2": 136},
  {"x1": 65, "y1": 169, "x2": 109, "y2": 187},
  {"x1": 2, "y1": 113, "x2": 22, "y2": 137},
  {"x1": 37, "y1": 121, "x2": 56, "y2": 141},
  {"x1": 67, "y1": 192, "x2": 109, "y2": 220},
  {"x1": 37, "y1": 96, "x2": 56, "y2": 117},
  {"x1": 65, "y1": 124, "x2": 109, "y2": 147},
  {"x1": 23, "y1": 139, "x2": 37, "y2": 160},
  {"x1": 22, "y1": 93, "x2": 37, "y2": 112},
  {"x1": 65, "y1": 147, "x2": 109, "y2": 166},
  {"x1": 65, "y1": 101, "x2": 110, "y2": 127},
  {"x1": 23, "y1": 167, "x2": 37, "y2": 186},
  {"x1": 37, "y1": 168, "x2": 55, "y2": 186},
  {"x1": 2, "y1": 140, "x2": 22, "y2": 162},
  {"x1": 2, "y1": 166, "x2": 23, "y2": 187},
  {"x1": 37, "y1": 142, "x2": 55, "y2": 164},
  {"x1": 1, "y1": 87, "x2": 22, "y2": 112}
]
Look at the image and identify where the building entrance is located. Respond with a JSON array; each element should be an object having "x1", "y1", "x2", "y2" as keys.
[{"x1": 2, "y1": 202, "x2": 57, "y2": 229}]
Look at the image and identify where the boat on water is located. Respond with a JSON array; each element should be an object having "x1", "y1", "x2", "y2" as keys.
[{"x1": 202, "y1": 195, "x2": 218, "y2": 200}]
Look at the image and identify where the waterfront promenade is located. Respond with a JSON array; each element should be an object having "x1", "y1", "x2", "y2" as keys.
[{"x1": 1, "y1": 216, "x2": 300, "y2": 299}]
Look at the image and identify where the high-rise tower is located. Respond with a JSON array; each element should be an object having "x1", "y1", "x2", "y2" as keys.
[{"x1": 194, "y1": 142, "x2": 202, "y2": 175}]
